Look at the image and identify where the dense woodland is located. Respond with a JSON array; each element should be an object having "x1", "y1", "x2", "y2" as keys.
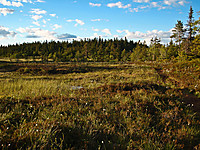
[{"x1": 0, "y1": 7, "x2": 200, "y2": 62}]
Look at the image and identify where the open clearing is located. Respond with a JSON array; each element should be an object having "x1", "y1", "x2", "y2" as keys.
[{"x1": 0, "y1": 62, "x2": 200, "y2": 149}]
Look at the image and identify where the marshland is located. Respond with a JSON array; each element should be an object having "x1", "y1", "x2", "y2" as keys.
[{"x1": 0, "y1": 61, "x2": 200, "y2": 149}]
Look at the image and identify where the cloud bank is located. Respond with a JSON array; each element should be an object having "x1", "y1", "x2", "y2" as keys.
[
  {"x1": 57, "y1": 33, "x2": 77, "y2": 39},
  {"x1": 67, "y1": 19, "x2": 85, "y2": 27},
  {"x1": 16, "y1": 27, "x2": 77, "y2": 41},
  {"x1": 0, "y1": 26, "x2": 16, "y2": 37},
  {"x1": 89, "y1": 2, "x2": 101, "y2": 7},
  {"x1": 107, "y1": 2, "x2": 131, "y2": 9},
  {"x1": 0, "y1": 8, "x2": 14, "y2": 16}
]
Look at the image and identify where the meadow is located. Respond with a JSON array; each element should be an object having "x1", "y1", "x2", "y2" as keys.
[{"x1": 0, "y1": 61, "x2": 200, "y2": 149}]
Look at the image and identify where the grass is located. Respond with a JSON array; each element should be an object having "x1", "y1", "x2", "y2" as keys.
[{"x1": 0, "y1": 62, "x2": 200, "y2": 149}]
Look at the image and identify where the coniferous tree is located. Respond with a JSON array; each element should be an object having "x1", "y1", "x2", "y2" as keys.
[
  {"x1": 166, "y1": 39, "x2": 178, "y2": 59},
  {"x1": 182, "y1": 6, "x2": 196, "y2": 54},
  {"x1": 191, "y1": 11, "x2": 200, "y2": 57},
  {"x1": 170, "y1": 20, "x2": 185, "y2": 51},
  {"x1": 186, "y1": 6, "x2": 195, "y2": 42},
  {"x1": 191, "y1": 35, "x2": 200, "y2": 57},
  {"x1": 149, "y1": 37, "x2": 161, "y2": 61},
  {"x1": 130, "y1": 45, "x2": 140, "y2": 62},
  {"x1": 121, "y1": 49, "x2": 128, "y2": 62}
]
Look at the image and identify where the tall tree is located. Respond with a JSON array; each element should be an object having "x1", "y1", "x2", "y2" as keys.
[
  {"x1": 170, "y1": 20, "x2": 185, "y2": 50},
  {"x1": 186, "y1": 6, "x2": 195, "y2": 42},
  {"x1": 149, "y1": 37, "x2": 161, "y2": 61},
  {"x1": 191, "y1": 11, "x2": 200, "y2": 57}
]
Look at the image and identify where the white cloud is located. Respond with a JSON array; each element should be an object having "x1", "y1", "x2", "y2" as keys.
[
  {"x1": 107, "y1": 2, "x2": 131, "y2": 9},
  {"x1": 0, "y1": 37, "x2": 7, "y2": 41},
  {"x1": 102, "y1": 29, "x2": 111, "y2": 35},
  {"x1": 50, "y1": 14, "x2": 56, "y2": 17},
  {"x1": 150, "y1": 2, "x2": 168, "y2": 10},
  {"x1": 89, "y1": 2, "x2": 101, "y2": 7},
  {"x1": 0, "y1": 26, "x2": 16, "y2": 37},
  {"x1": 66, "y1": 19, "x2": 73, "y2": 22},
  {"x1": 133, "y1": 0, "x2": 149, "y2": 3},
  {"x1": 17, "y1": 0, "x2": 33, "y2": 3},
  {"x1": 16, "y1": 27, "x2": 56, "y2": 40},
  {"x1": 67, "y1": 19, "x2": 85, "y2": 27},
  {"x1": 0, "y1": 8, "x2": 14, "y2": 16},
  {"x1": 32, "y1": 21, "x2": 40, "y2": 26},
  {"x1": 129, "y1": 5, "x2": 154, "y2": 12},
  {"x1": 163, "y1": 0, "x2": 182, "y2": 5},
  {"x1": 129, "y1": 7, "x2": 139, "y2": 12},
  {"x1": 0, "y1": 0, "x2": 23, "y2": 7},
  {"x1": 92, "y1": 28, "x2": 100, "y2": 32},
  {"x1": 129, "y1": 0, "x2": 170, "y2": 12},
  {"x1": 31, "y1": 15, "x2": 43, "y2": 20},
  {"x1": 42, "y1": 19, "x2": 47, "y2": 24},
  {"x1": 35, "y1": 0, "x2": 45, "y2": 2},
  {"x1": 116, "y1": 30, "x2": 124, "y2": 33},
  {"x1": 75, "y1": 19, "x2": 84, "y2": 26},
  {"x1": 16, "y1": 27, "x2": 77, "y2": 41},
  {"x1": 53, "y1": 24, "x2": 62, "y2": 30},
  {"x1": 0, "y1": 0, "x2": 11, "y2": 6},
  {"x1": 164, "y1": 0, "x2": 186, "y2": 6},
  {"x1": 16, "y1": 27, "x2": 27, "y2": 33},
  {"x1": 90, "y1": 32, "x2": 108, "y2": 39},
  {"x1": 164, "y1": 0, "x2": 172, "y2": 5},
  {"x1": 178, "y1": 1, "x2": 184, "y2": 5},
  {"x1": 130, "y1": 0, "x2": 186, "y2": 12},
  {"x1": 57, "y1": 33, "x2": 77, "y2": 39},
  {"x1": 91, "y1": 19, "x2": 101, "y2": 22},
  {"x1": 91, "y1": 19, "x2": 109, "y2": 22},
  {"x1": 151, "y1": 2, "x2": 159, "y2": 7},
  {"x1": 117, "y1": 29, "x2": 172, "y2": 44},
  {"x1": 30, "y1": 8, "x2": 47, "y2": 14},
  {"x1": 12, "y1": 1, "x2": 23, "y2": 7},
  {"x1": 92, "y1": 28, "x2": 112, "y2": 36},
  {"x1": 93, "y1": 33, "x2": 99, "y2": 37}
]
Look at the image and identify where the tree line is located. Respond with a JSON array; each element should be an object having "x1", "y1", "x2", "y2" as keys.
[{"x1": 0, "y1": 6, "x2": 199, "y2": 62}]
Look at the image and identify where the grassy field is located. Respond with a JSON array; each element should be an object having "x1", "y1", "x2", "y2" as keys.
[{"x1": 0, "y1": 61, "x2": 200, "y2": 149}]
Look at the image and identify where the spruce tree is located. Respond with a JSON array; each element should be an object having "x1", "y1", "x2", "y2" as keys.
[
  {"x1": 150, "y1": 37, "x2": 161, "y2": 61},
  {"x1": 186, "y1": 6, "x2": 195, "y2": 42},
  {"x1": 191, "y1": 11, "x2": 200, "y2": 57},
  {"x1": 170, "y1": 20, "x2": 185, "y2": 51}
]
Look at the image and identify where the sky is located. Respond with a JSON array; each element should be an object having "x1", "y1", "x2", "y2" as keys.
[{"x1": 0, "y1": 0, "x2": 200, "y2": 46}]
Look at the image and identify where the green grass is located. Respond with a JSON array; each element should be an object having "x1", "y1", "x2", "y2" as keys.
[{"x1": 0, "y1": 62, "x2": 200, "y2": 149}]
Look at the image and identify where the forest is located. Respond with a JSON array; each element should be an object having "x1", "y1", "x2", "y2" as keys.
[{"x1": 0, "y1": 7, "x2": 200, "y2": 63}]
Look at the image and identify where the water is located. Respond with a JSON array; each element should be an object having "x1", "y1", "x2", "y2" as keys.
[{"x1": 71, "y1": 86, "x2": 83, "y2": 90}]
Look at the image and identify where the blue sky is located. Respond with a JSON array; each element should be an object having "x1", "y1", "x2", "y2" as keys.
[{"x1": 0, "y1": 0, "x2": 200, "y2": 45}]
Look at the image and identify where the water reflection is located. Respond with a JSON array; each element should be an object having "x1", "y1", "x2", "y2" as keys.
[{"x1": 71, "y1": 86, "x2": 83, "y2": 90}]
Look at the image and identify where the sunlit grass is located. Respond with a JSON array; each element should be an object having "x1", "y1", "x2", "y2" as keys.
[
  {"x1": 0, "y1": 63, "x2": 159, "y2": 99},
  {"x1": 0, "y1": 62, "x2": 200, "y2": 149}
]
